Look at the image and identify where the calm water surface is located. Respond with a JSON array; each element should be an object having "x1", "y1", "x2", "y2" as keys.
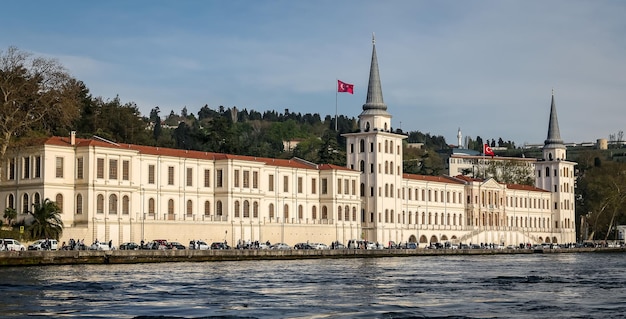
[{"x1": 1, "y1": 253, "x2": 625, "y2": 318}]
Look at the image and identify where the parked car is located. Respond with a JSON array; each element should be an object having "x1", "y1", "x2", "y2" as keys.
[
  {"x1": 28, "y1": 239, "x2": 58, "y2": 251},
  {"x1": 294, "y1": 243, "x2": 313, "y2": 250},
  {"x1": 189, "y1": 240, "x2": 209, "y2": 250},
  {"x1": 270, "y1": 243, "x2": 291, "y2": 250},
  {"x1": 258, "y1": 242, "x2": 270, "y2": 249},
  {"x1": 119, "y1": 242, "x2": 140, "y2": 250},
  {"x1": 2, "y1": 239, "x2": 26, "y2": 251},
  {"x1": 310, "y1": 243, "x2": 329, "y2": 250},
  {"x1": 405, "y1": 242, "x2": 418, "y2": 249},
  {"x1": 147, "y1": 239, "x2": 168, "y2": 250},
  {"x1": 167, "y1": 242, "x2": 186, "y2": 250},
  {"x1": 90, "y1": 241, "x2": 115, "y2": 251},
  {"x1": 210, "y1": 242, "x2": 230, "y2": 250}
]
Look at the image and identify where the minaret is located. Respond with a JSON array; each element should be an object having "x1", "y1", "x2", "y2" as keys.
[
  {"x1": 457, "y1": 127, "x2": 463, "y2": 148},
  {"x1": 343, "y1": 34, "x2": 406, "y2": 244}
]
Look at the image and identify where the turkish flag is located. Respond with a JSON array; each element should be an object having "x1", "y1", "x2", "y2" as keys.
[
  {"x1": 484, "y1": 144, "x2": 495, "y2": 157},
  {"x1": 337, "y1": 80, "x2": 354, "y2": 94}
]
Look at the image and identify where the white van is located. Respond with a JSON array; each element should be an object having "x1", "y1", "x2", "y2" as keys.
[
  {"x1": 2, "y1": 239, "x2": 26, "y2": 251},
  {"x1": 28, "y1": 239, "x2": 58, "y2": 250}
]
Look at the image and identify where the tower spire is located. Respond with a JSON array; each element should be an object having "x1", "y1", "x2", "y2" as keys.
[
  {"x1": 362, "y1": 32, "x2": 387, "y2": 111},
  {"x1": 544, "y1": 89, "x2": 564, "y2": 148}
]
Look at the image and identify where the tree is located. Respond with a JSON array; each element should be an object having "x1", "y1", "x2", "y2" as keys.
[
  {"x1": 28, "y1": 198, "x2": 64, "y2": 240},
  {"x1": 3, "y1": 207, "x2": 17, "y2": 227},
  {"x1": 0, "y1": 46, "x2": 82, "y2": 178}
]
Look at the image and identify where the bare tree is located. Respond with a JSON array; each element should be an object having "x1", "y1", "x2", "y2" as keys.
[{"x1": 0, "y1": 46, "x2": 82, "y2": 179}]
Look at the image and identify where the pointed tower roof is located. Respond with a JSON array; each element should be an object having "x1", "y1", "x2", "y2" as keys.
[
  {"x1": 362, "y1": 33, "x2": 389, "y2": 114},
  {"x1": 544, "y1": 89, "x2": 564, "y2": 149}
]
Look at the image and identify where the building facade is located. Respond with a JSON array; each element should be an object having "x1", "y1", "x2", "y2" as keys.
[{"x1": 0, "y1": 39, "x2": 576, "y2": 247}]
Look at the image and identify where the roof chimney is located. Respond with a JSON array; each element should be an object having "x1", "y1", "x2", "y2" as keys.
[{"x1": 70, "y1": 131, "x2": 76, "y2": 146}]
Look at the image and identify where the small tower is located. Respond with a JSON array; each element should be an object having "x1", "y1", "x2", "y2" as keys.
[{"x1": 457, "y1": 127, "x2": 463, "y2": 148}]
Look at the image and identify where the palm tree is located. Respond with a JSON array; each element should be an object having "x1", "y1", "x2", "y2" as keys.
[{"x1": 28, "y1": 198, "x2": 64, "y2": 240}]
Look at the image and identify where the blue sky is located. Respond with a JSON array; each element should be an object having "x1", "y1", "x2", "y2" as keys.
[{"x1": 2, "y1": 1, "x2": 625, "y2": 146}]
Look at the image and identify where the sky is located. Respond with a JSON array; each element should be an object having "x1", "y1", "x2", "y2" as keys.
[{"x1": 2, "y1": 1, "x2": 625, "y2": 147}]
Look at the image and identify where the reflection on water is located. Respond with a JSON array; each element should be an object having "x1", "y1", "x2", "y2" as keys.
[{"x1": 0, "y1": 253, "x2": 625, "y2": 318}]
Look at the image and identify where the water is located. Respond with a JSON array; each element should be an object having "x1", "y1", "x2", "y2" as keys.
[{"x1": 1, "y1": 253, "x2": 625, "y2": 318}]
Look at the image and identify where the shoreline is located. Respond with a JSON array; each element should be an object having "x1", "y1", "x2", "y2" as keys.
[{"x1": 1, "y1": 247, "x2": 624, "y2": 267}]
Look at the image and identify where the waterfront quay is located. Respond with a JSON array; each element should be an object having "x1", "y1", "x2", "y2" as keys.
[{"x1": 1, "y1": 247, "x2": 623, "y2": 267}]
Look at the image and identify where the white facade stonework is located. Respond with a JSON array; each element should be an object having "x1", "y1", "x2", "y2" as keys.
[{"x1": 0, "y1": 40, "x2": 576, "y2": 247}]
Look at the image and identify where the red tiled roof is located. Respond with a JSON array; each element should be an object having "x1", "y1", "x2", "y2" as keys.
[
  {"x1": 43, "y1": 136, "x2": 343, "y2": 171},
  {"x1": 506, "y1": 184, "x2": 550, "y2": 192},
  {"x1": 402, "y1": 173, "x2": 465, "y2": 184}
]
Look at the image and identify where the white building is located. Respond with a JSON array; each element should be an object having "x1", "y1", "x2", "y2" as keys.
[{"x1": 0, "y1": 38, "x2": 576, "y2": 247}]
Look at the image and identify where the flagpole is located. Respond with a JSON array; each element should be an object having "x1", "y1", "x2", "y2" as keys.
[{"x1": 335, "y1": 79, "x2": 338, "y2": 131}]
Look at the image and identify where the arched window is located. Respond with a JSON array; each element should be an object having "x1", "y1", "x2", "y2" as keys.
[
  {"x1": 298, "y1": 205, "x2": 303, "y2": 219},
  {"x1": 322, "y1": 206, "x2": 328, "y2": 219},
  {"x1": 234, "y1": 200, "x2": 240, "y2": 218},
  {"x1": 22, "y1": 193, "x2": 29, "y2": 213},
  {"x1": 204, "y1": 201, "x2": 211, "y2": 216},
  {"x1": 186, "y1": 200, "x2": 193, "y2": 216},
  {"x1": 7, "y1": 194, "x2": 14, "y2": 209},
  {"x1": 546, "y1": 167, "x2": 550, "y2": 177},
  {"x1": 34, "y1": 193, "x2": 41, "y2": 206},
  {"x1": 76, "y1": 194, "x2": 83, "y2": 214},
  {"x1": 385, "y1": 140, "x2": 388, "y2": 153},
  {"x1": 108, "y1": 194, "x2": 117, "y2": 214},
  {"x1": 167, "y1": 199, "x2": 174, "y2": 214},
  {"x1": 360, "y1": 139, "x2": 365, "y2": 152},
  {"x1": 360, "y1": 183, "x2": 365, "y2": 196},
  {"x1": 283, "y1": 204, "x2": 289, "y2": 219},
  {"x1": 345, "y1": 205, "x2": 350, "y2": 221},
  {"x1": 148, "y1": 198, "x2": 155, "y2": 216},
  {"x1": 253, "y1": 201, "x2": 259, "y2": 218},
  {"x1": 312, "y1": 205, "x2": 317, "y2": 220},
  {"x1": 360, "y1": 160, "x2": 365, "y2": 173},
  {"x1": 122, "y1": 195, "x2": 130, "y2": 215},
  {"x1": 352, "y1": 207, "x2": 357, "y2": 221},
  {"x1": 390, "y1": 161, "x2": 394, "y2": 174},
  {"x1": 243, "y1": 200, "x2": 250, "y2": 218},
  {"x1": 97, "y1": 194, "x2": 104, "y2": 214},
  {"x1": 338, "y1": 206, "x2": 342, "y2": 221},
  {"x1": 385, "y1": 161, "x2": 389, "y2": 174},
  {"x1": 217, "y1": 201, "x2": 223, "y2": 216},
  {"x1": 269, "y1": 203, "x2": 274, "y2": 219}
]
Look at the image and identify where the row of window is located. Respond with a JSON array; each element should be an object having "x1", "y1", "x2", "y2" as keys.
[
  {"x1": 351, "y1": 139, "x2": 401, "y2": 155},
  {"x1": 6, "y1": 193, "x2": 64, "y2": 214}
]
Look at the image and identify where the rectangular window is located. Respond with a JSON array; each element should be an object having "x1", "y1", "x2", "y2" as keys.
[
  {"x1": 55, "y1": 157, "x2": 64, "y2": 178},
  {"x1": 283, "y1": 175, "x2": 289, "y2": 192},
  {"x1": 322, "y1": 178, "x2": 328, "y2": 194},
  {"x1": 311, "y1": 178, "x2": 317, "y2": 194},
  {"x1": 97, "y1": 158, "x2": 105, "y2": 179},
  {"x1": 187, "y1": 167, "x2": 193, "y2": 186},
  {"x1": 268, "y1": 174, "x2": 274, "y2": 191},
  {"x1": 204, "y1": 169, "x2": 210, "y2": 187},
  {"x1": 148, "y1": 165, "x2": 155, "y2": 184},
  {"x1": 23, "y1": 157, "x2": 30, "y2": 179},
  {"x1": 34, "y1": 156, "x2": 41, "y2": 178},
  {"x1": 337, "y1": 179, "x2": 342, "y2": 195},
  {"x1": 253, "y1": 171, "x2": 258, "y2": 189},
  {"x1": 216, "y1": 169, "x2": 223, "y2": 187},
  {"x1": 77, "y1": 157, "x2": 84, "y2": 179},
  {"x1": 122, "y1": 160, "x2": 129, "y2": 181},
  {"x1": 109, "y1": 159, "x2": 118, "y2": 180},
  {"x1": 344, "y1": 179, "x2": 349, "y2": 194},
  {"x1": 168, "y1": 166, "x2": 174, "y2": 185},
  {"x1": 298, "y1": 177, "x2": 303, "y2": 193},
  {"x1": 352, "y1": 180, "x2": 356, "y2": 195},
  {"x1": 243, "y1": 170, "x2": 250, "y2": 188},
  {"x1": 234, "y1": 169, "x2": 240, "y2": 187}
]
